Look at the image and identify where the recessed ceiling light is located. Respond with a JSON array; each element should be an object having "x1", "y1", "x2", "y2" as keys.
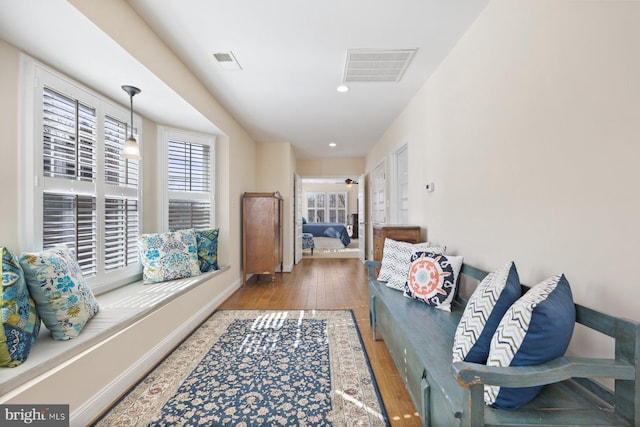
[
  {"x1": 336, "y1": 85, "x2": 350, "y2": 93},
  {"x1": 329, "y1": 142, "x2": 337, "y2": 147}
]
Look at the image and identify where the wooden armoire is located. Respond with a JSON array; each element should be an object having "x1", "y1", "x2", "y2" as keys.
[{"x1": 242, "y1": 192, "x2": 283, "y2": 286}]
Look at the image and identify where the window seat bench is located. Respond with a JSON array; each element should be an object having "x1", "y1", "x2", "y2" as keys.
[{"x1": 0, "y1": 266, "x2": 230, "y2": 398}]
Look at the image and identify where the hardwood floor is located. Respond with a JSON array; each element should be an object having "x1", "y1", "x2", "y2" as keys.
[{"x1": 219, "y1": 258, "x2": 422, "y2": 426}]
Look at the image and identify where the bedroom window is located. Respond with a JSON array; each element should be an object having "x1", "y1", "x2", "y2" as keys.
[
  {"x1": 327, "y1": 192, "x2": 347, "y2": 224},
  {"x1": 305, "y1": 192, "x2": 347, "y2": 224},
  {"x1": 306, "y1": 192, "x2": 325, "y2": 222},
  {"x1": 21, "y1": 58, "x2": 142, "y2": 292},
  {"x1": 159, "y1": 127, "x2": 215, "y2": 231}
]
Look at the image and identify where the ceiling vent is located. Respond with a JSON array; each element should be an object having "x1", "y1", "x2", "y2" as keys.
[
  {"x1": 343, "y1": 48, "x2": 417, "y2": 82},
  {"x1": 212, "y1": 51, "x2": 243, "y2": 71}
]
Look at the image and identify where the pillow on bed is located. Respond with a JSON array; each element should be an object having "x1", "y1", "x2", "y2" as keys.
[
  {"x1": 403, "y1": 251, "x2": 463, "y2": 311},
  {"x1": 1, "y1": 246, "x2": 41, "y2": 366},
  {"x1": 322, "y1": 226, "x2": 341, "y2": 239},
  {"x1": 484, "y1": 274, "x2": 575, "y2": 410},
  {"x1": 378, "y1": 239, "x2": 445, "y2": 290},
  {"x1": 452, "y1": 261, "x2": 521, "y2": 363}
]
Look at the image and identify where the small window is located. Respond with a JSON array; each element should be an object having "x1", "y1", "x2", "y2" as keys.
[
  {"x1": 160, "y1": 128, "x2": 216, "y2": 231},
  {"x1": 305, "y1": 192, "x2": 347, "y2": 224}
]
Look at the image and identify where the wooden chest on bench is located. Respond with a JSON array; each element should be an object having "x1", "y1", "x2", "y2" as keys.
[{"x1": 365, "y1": 260, "x2": 639, "y2": 427}]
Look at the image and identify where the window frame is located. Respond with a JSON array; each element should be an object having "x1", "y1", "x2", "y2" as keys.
[
  {"x1": 305, "y1": 191, "x2": 348, "y2": 224},
  {"x1": 158, "y1": 126, "x2": 216, "y2": 232},
  {"x1": 19, "y1": 55, "x2": 143, "y2": 294}
]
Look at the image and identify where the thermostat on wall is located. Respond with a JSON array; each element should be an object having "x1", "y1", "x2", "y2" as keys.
[{"x1": 425, "y1": 182, "x2": 435, "y2": 193}]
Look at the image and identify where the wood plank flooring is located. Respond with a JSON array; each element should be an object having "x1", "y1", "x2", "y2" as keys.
[{"x1": 219, "y1": 258, "x2": 422, "y2": 426}]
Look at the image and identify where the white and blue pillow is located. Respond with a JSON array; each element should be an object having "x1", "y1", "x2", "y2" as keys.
[
  {"x1": 1, "y1": 247, "x2": 41, "y2": 365},
  {"x1": 452, "y1": 261, "x2": 521, "y2": 363},
  {"x1": 20, "y1": 246, "x2": 99, "y2": 341},
  {"x1": 403, "y1": 252, "x2": 463, "y2": 311},
  {"x1": 484, "y1": 274, "x2": 575, "y2": 410},
  {"x1": 378, "y1": 239, "x2": 445, "y2": 291},
  {"x1": 138, "y1": 229, "x2": 201, "y2": 284}
]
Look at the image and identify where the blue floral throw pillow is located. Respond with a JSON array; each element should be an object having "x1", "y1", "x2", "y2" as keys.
[
  {"x1": 20, "y1": 246, "x2": 99, "y2": 341},
  {"x1": 485, "y1": 274, "x2": 575, "y2": 410},
  {"x1": 403, "y1": 251, "x2": 463, "y2": 311},
  {"x1": 138, "y1": 229, "x2": 201, "y2": 284},
  {"x1": 196, "y1": 228, "x2": 219, "y2": 272},
  {"x1": 452, "y1": 261, "x2": 521, "y2": 363},
  {"x1": 1, "y1": 247, "x2": 41, "y2": 366}
]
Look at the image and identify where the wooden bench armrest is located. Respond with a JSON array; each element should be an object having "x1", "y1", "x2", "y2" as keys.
[
  {"x1": 453, "y1": 357, "x2": 635, "y2": 388},
  {"x1": 365, "y1": 260, "x2": 382, "y2": 279}
]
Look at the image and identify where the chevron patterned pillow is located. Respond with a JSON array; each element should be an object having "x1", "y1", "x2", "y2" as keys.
[
  {"x1": 452, "y1": 261, "x2": 521, "y2": 363},
  {"x1": 484, "y1": 274, "x2": 575, "y2": 410},
  {"x1": 378, "y1": 239, "x2": 444, "y2": 291}
]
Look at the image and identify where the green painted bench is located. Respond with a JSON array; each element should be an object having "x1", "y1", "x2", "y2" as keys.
[{"x1": 366, "y1": 260, "x2": 640, "y2": 426}]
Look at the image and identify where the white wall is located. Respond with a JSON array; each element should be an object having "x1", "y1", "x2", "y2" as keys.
[{"x1": 366, "y1": 0, "x2": 640, "y2": 357}]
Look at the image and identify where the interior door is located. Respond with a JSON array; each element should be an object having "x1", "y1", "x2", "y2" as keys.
[
  {"x1": 358, "y1": 174, "x2": 366, "y2": 263},
  {"x1": 294, "y1": 173, "x2": 302, "y2": 264}
]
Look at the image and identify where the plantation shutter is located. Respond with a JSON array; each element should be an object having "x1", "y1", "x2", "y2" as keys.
[
  {"x1": 167, "y1": 140, "x2": 211, "y2": 230},
  {"x1": 104, "y1": 115, "x2": 139, "y2": 187},
  {"x1": 42, "y1": 87, "x2": 98, "y2": 277},
  {"x1": 43, "y1": 87, "x2": 96, "y2": 181},
  {"x1": 104, "y1": 198, "x2": 139, "y2": 271},
  {"x1": 41, "y1": 84, "x2": 140, "y2": 283},
  {"x1": 104, "y1": 115, "x2": 140, "y2": 272},
  {"x1": 42, "y1": 193, "x2": 97, "y2": 276}
]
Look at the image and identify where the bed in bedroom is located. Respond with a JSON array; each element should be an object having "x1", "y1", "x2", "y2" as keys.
[{"x1": 302, "y1": 222, "x2": 351, "y2": 247}]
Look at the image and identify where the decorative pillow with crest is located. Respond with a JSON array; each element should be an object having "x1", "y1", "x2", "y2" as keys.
[
  {"x1": 403, "y1": 251, "x2": 463, "y2": 311},
  {"x1": 378, "y1": 239, "x2": 445, "y2": 291}
]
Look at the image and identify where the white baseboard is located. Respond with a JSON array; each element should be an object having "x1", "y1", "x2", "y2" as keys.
[{"x1": 71, "y1": 279, "x2": 242, "y2": 426}]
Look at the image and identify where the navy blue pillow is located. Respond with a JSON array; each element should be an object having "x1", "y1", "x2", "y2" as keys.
[
  {"x1": 452, "y1": 261, "x2": 521, "y2": 363},
  {"x1": 485, "y1": 274, "x2": 575, "y2": 410}
]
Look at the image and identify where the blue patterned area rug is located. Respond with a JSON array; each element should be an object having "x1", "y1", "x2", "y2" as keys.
[{"x1": 94, "y1": 310, "x2": 389, "y2": 426}]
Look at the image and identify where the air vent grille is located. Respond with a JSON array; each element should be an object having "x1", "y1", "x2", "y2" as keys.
[
  {"x1": 212, "y1": 51, "x2": 243, "y2": 71},
  {"x1": 343, "y1": 49, "x2": 417, "y2": 82}
]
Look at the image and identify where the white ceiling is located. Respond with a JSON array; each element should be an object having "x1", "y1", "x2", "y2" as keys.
[{"x1": 0, "y1": 0, "x2": 488, "y2": 159}]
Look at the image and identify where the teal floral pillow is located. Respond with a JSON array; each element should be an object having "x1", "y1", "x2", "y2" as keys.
[
  {"x1": 1, "y1": 247, "x2": 41, "y2": 366},
  {"x1": 138, "y1": 229, "x2": 201, "y2": 284},
  {"x1": 196, "y1": 228, "x2": 219, "y2": 272},
  {"x1": 20, "y1": 246, "x2": 99, "y2": 341}
]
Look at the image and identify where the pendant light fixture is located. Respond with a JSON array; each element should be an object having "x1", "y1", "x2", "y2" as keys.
[{"x1": 121, "y1": 85, "x2": 142, "y2": 160}]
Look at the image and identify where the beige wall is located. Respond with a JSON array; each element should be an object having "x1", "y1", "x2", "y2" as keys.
[
  {"x1": 255, "y1": 142, "x2": 296, "y2": 270},
  {"x1": 297, "y1": 157, "x2": 365, "y2": 177},
  {"x1": 0, "y1": 40, "x2": 20, "y2": 249},
  {"x1": 367, "y1": 0, "x2": 640, "y2": 357}
]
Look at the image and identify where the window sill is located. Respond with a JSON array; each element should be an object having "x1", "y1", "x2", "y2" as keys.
[{"x1": 0, "y1": 265, "x2": 229, "y2": 398}]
